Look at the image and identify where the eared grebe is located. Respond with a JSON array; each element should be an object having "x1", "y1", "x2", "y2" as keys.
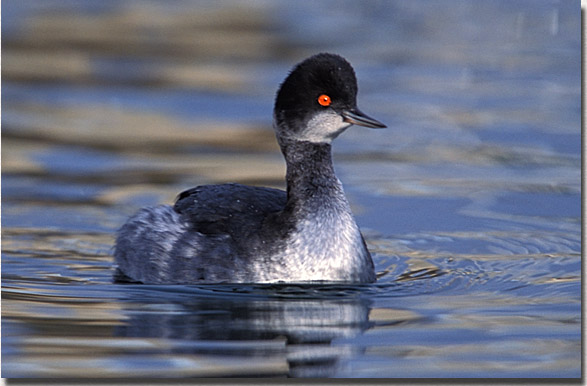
[{"x1": 114, "y1": 53, "x2": 386, "y2": 284}]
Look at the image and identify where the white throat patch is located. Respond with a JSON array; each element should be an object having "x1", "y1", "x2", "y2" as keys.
[{"x1": 298, "y1": 111, "x2": 352, "y2": 144}]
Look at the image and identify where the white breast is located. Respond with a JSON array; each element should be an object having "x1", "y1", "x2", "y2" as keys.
[{"x1": 259, "y1": 202, "x2": 371, "y2": 283}]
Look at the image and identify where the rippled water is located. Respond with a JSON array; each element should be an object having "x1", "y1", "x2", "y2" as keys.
[{"x1": 2, "y1": 0, "x2": 581, "y2": 379}]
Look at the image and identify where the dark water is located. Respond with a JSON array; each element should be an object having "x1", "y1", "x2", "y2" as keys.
[{"x1": 2, "y1": 0, "x2": 581, "y2": 379}]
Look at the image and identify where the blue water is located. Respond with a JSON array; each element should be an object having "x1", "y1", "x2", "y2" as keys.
[{"x1": 1, "y1": 0, "x2": 581, "y2": 379}]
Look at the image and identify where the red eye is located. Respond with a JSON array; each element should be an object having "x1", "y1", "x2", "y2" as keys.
[{"x1": 318, "y1": 94, "x2": 332, "y2": 107}]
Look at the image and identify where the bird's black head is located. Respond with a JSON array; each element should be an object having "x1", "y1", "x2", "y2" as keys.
[{"x1": 274, "y1": 53, "x2": 385, "y2": 145}]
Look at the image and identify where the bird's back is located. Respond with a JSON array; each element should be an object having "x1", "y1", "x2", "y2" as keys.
[
  {"x1": 174, "y1": 183, "x2": 286, "y2": 237},
  {"x1": 114, "y1": 183, "x2": 287, "y2": 283}
]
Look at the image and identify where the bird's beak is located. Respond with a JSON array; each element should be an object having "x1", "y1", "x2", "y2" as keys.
[{"x1": 342, "y1": 108, "x2": 386, "y2": 129}]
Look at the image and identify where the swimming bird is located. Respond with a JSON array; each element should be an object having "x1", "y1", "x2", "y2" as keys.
[{"x1": 114, "y1": 53, "x2": 386, "y2": 284}]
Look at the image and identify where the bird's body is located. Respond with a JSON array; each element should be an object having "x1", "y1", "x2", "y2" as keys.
[{"x1": 114, "y1": 53, "x2": 385, "y2": 284}]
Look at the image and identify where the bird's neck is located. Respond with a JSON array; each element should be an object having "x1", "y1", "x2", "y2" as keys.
[
  {"x1": 274, "y1": 139, "x2": 373, "y2": 284},
  {"x1": 280, "y1": 140, "x2": 346, "y2": 208}
]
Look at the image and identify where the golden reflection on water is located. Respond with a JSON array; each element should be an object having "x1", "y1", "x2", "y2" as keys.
[{"x1": 3, "y1": 3, "x2": 281, "y2": 83}]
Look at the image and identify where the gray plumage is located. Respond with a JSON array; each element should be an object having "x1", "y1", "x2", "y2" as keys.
[{"x1": 113, "y1": 53, "x2": 385, "y2": 284}]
